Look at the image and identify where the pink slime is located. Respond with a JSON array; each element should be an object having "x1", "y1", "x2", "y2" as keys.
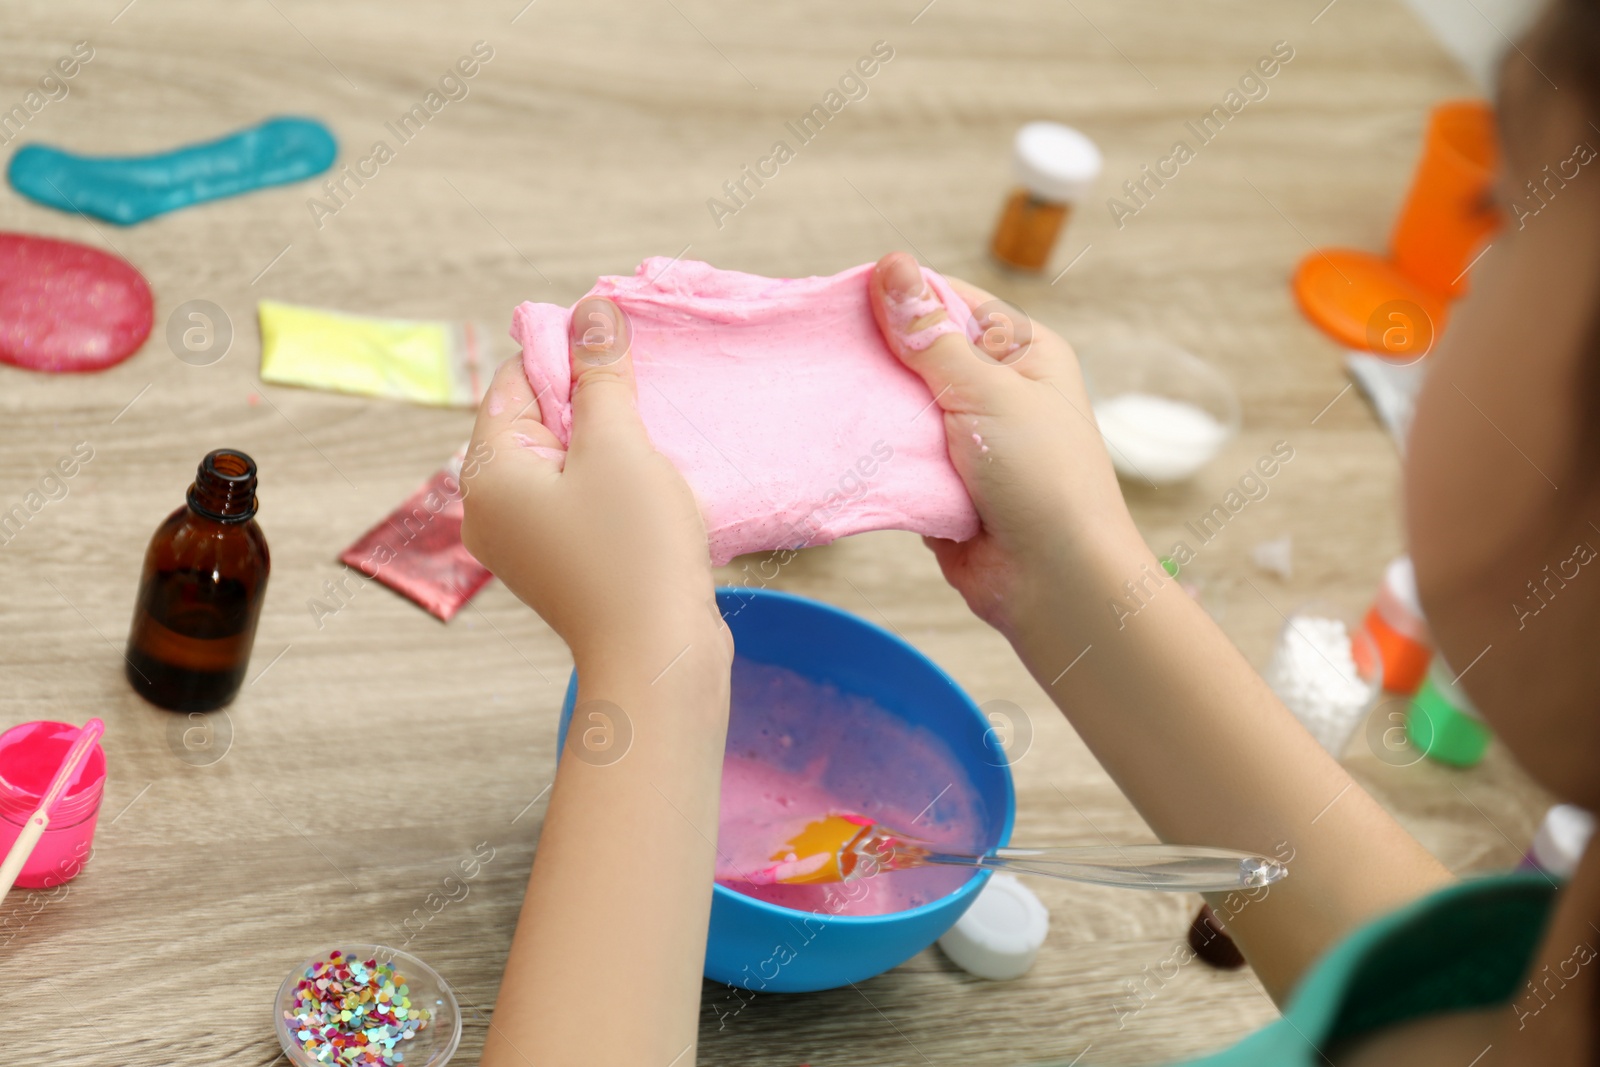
[{"x1": 715, "y1": 660, "x2": 986, "y2": 916}]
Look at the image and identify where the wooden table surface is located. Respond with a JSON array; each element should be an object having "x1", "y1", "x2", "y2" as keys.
[{"x1": 1, "y1": 1, "x2": 1551, "y2": 1064}]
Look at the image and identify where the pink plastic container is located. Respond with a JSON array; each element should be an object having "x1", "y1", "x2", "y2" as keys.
[{"x1": 0, "y1": 721, "x2": 107, "y2": 889}]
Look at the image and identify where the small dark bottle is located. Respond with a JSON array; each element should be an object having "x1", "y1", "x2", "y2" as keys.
[
  {"x1": 1188, "y1": 903, "x2": 1246, "y2": 970},
  {"x1": 125, "y1": 450, "x2": 270, "y2": 712}
]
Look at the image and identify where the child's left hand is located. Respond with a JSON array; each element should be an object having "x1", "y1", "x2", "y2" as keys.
[{"x1": 460, "y1": 295, "x2": 729, "y2": 676}]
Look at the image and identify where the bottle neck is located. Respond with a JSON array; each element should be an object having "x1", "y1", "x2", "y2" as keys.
[{"x1": 187, "y1": 449, "x2": 258, "y2": 524}]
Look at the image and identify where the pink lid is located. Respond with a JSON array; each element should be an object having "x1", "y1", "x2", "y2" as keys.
[{"x1": 0, "y1": 720, "x2": 107, "y2": 827}]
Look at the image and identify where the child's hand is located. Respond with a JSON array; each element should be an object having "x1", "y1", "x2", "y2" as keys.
[
  {"x1": 461, "y1": 296, "x2": 729, "y2": 674},
  {"x1": 868, "y1": 253, "x2": 1454, "y2": 1004},
  {"x1": 868, "y1": 251, "x2": 1142, "y2": 635}
]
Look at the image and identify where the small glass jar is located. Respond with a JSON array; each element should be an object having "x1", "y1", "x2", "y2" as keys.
[
  {"x1": 989, "y1": 122, "x2": 1102, "y2": 272},
  {"x1": 1357, "y1": 557, "x2": 1432, "y2": 695},
  {"x1": 0, "y1": 721, "x2": 106, "y2": 889}
]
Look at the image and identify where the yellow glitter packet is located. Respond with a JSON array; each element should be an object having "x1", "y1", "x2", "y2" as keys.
[{"x1": 257, "y1": 300, "x2": 489, "y2": 407}]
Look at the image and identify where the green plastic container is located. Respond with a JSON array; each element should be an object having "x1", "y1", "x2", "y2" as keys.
[{"x1": 1407, "y1": 657, "x2": 1491, "y2": 766}]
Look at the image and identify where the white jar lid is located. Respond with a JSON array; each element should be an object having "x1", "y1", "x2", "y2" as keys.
[
  {"x1": 937, "y1": 873, "x2": 1050, "y2": 980},
  {"x1": 1531, "y1": 804, "x2": 1594, "y2": 877},
  {"x1": 1384, "y1": 556, "x2": 1424, "y2": 619},
  {"x1": 1013, "y1": 122, "x2": 1102, "y2": 203}
]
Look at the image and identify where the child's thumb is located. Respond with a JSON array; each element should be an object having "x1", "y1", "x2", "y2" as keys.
[
  {"x1": 566, "y1": 296, "x2": 648, "y2": 459},
  {"x1": 869, "y1": 252, "x2": 992, "y2": 408}
]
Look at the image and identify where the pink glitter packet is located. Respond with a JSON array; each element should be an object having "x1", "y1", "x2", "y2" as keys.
[{"x1": 339, "y1": 447, "x2": 493, "y2": 620}]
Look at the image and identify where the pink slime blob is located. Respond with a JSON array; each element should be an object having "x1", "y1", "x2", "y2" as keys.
[{"x1": 0, "y1": 233, "x2": 153, "y2": 372}]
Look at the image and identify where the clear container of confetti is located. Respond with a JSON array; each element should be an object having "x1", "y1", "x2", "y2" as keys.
[{"x1": 276, "y1": 944, "x2": 461, "y2": 1067}]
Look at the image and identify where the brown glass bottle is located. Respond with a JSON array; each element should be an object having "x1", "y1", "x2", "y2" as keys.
[
  {"x1": 125, "y1": 450, "x2": 270, "y2": 712},
  {"x1": 990, "y1": 188, "x2": 1070, "y2": 272}
]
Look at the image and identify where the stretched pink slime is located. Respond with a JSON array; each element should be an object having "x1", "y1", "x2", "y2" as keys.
[{"x1": 512, "y1": 259, "x2": 982, "y2": 564}]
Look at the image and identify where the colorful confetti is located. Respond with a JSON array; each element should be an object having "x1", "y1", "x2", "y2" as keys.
[{"x1": 283, "y1": 950, "x2": 432, "y2": 1065}]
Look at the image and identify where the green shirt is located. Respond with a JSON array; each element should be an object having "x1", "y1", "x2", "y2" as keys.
[{"x1": 1171, "y1": 872, "x2": 1558, "y2": 1065}]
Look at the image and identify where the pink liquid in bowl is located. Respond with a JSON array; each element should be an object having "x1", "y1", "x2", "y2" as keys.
[
  {"x1": 0, "y1": 721, "x2": 106, "y2": 889},
  {"x1": 715, "y1": 659, "x2": 988, "y2": 915}
]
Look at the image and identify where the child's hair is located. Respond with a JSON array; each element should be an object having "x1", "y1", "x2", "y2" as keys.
[{"x1": 1529, "y1": 0, "x2": 1600, "y2": 102}]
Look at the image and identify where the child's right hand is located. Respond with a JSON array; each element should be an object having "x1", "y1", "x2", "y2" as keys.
[{"x1": 867, "y1": 252, "x2": 1146, "y2": 637}]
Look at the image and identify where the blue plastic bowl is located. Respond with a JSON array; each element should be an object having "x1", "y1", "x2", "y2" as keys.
[{"x1": 556, "y1": 586, "x2": 1015, "y2": 993}]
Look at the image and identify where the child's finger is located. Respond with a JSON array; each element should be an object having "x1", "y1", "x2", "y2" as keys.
[
  {"x1": 470, "y1": 358, "x2": 566, "y2": 470},
  {"x1": 566, "y1": 295, "x2": 650, "y2": 462},
  {"x1": 869, "y1": 252, "x2": 999, "y2": 415},
  {"x1": 943, "y1": 274, "x2": 1069, "y2": 383},
  {"x1": 944, "y1": 275, "x2": 1002, "y2": 311}
]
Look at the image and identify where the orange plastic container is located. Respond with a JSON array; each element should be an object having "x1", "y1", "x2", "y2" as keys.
[
  {"x1": 1352, "y1": 557, "x2": 1432, "y2": 695},
  {"x1": 1294, "y1": 101, "x2": 1500, "y2": 358},
  {"x1": 1359, "y1": 606, "x2": 1432, "y2": 695},
  {"x1": 1390, "y1": 101, "x2": 1500, "y2": 298},
  {"x1": 1293, "y1": 251, "x2": 1447, "y2": 358}
]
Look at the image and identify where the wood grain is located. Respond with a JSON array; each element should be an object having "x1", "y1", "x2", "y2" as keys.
[{"x1": 0, "y1": 1, "x2": 1549, "y2": 1064}]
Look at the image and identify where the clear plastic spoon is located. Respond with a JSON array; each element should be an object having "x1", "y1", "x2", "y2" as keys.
[{"x1": 735, "y1": 812, "x2": 1287, "y2": 893}]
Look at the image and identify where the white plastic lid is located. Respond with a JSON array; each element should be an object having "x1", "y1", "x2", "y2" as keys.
[
  {"x1": 1531, "y1": 804, "x2": 1595, "y2": 877},
  {"x1": 937, "y1": 873, "x2": 1049, "y2": 980},
  {"x1": 1384, "y1": 557, "x2": 1424, "y2": 619},
  {"x1": 1012, "y1": 122, "x2": 1102, "y2": 203}
]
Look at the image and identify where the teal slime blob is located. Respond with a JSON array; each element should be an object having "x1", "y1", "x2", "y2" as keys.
[{"x1": 7, "y1": 116, "x2": 337, "y2": 225}]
